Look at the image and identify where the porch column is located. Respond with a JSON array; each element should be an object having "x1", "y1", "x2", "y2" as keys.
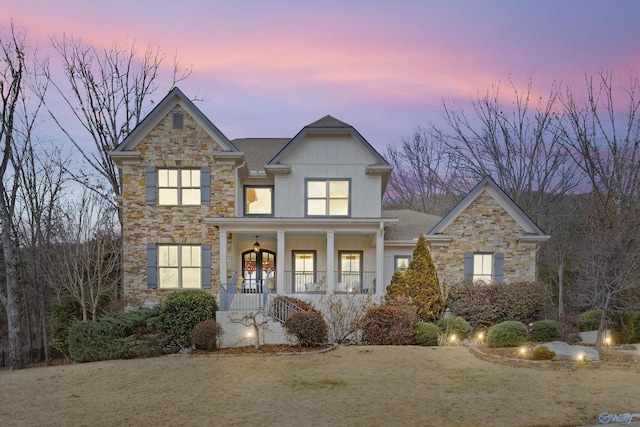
[
  {"x1": 219, "y1": 229, "x2": 228, "y2": 285},
  {"x1": 326, "y1": 230, "x2": 335, "y2": 293},
  {"x1": 375, "y1": 222, "x2": 384, "y2": 296},
  {"x1": 277, "y1": 230, "x2": 285, "y2": 293}
]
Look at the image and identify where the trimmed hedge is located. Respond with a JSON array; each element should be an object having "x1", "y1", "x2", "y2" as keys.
[
  {"x1": 487, "y1": 321, "x2": 528, "y2": 348},
  {"x1": 362, "y1": 304, "x2": 417, "y2": 345},
  {"x1": 436, "y1": 316, "x2": 472, "y2": 341},
  {"x1": 446, "y1": 280, "x2": 548, "y2": 328},
  {"x1": 531, "y1": 345, "x2": 556, "y2": 360},
  {"x1": 284, "y1": 311, "x2": 327, "y2": 347},
  {"x1": 414, "y1": 322, "x2": 440, "y2": 346},
  {"x1": 190, "y1": 319, "x2": 222, "y2": 351},
  {"x1": 159, "y1": 290, "x2": 218, "y2": 349},
  {"x1": 530, "y1": 320, "x2": 561, "y2": 342},
  {"x1": 68, "y1": 307, "x2": 165, "y2": 363}
]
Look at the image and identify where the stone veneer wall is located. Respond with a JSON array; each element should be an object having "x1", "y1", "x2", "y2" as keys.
[
  {"x1": 120, "y1": 105, "x2": 235, "y2": 305},
  {"x1": 429, "y1": 191, "x2": 539, "y2": 287}
]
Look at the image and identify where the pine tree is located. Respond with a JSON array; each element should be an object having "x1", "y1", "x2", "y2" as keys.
[{"x1": 402, "y1": 235, "x2": 445, "y2": 321}]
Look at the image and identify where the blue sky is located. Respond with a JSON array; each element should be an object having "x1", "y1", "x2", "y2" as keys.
[{"x1": 2, "y1": 0, "x2": 639, "y2": 153}]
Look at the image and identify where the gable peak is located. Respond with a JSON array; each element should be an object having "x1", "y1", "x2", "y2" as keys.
[{"x1": 305, "y1": 115, "x2": 351, "y2": 129}]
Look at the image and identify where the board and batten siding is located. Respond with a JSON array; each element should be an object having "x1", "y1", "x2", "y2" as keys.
[{"x1": 273, "y1": 135, "x2": 383, "y2": 218}]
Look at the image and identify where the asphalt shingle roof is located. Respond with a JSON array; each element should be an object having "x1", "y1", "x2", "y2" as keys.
[
  {"x1": 232, "y1": 138, "x2": 290, "y2": 171},
  {"x1": 305, "y1": 115, "x2": 352, "y2": 128},
  {"x1": 382, "y1": 209, "x2": 442, "y2": 241}
]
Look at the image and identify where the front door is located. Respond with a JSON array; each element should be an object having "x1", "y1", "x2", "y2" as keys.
[{"x1": 242, "y1": 249, "x2": 276, "y2": 293}]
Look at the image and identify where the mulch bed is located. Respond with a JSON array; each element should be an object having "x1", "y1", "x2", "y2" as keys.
[
  {"x1": 195, "y1": 343, "x2": 335, "y2": 355},
  {"x1": 476, "y1": 341, "x2": 637, "y2": 364}
]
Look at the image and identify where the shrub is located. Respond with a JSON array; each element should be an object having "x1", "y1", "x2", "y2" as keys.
[
  {"x1": 284, "y1": 311, "x2": 327, "y2": 347},
  {"x1": 611, "y1": 314, "x2": 634, "y2": 345},
  {"x1": 414, "y1": 322, "x2": 440, "y2": 346},
  {"x1": 190, "y1": 319, "x2": 222, "y2": 351},
  {"x1": 558, "y1": 314, "x2": 581, "y2": 343},
  {"x1": 531, "y1": 345, "x2": 556, "y2": 360},
  {"x1": 387, "y1": 235, "x2": 444, "y2": 321},
  {"x1": 631, "y1": 311, "x2": 640, "y2": 344},
  {"x1": 436, "y1": 316, "x2": 472, "y2": 341},
  {"x1": 486, "y1": 321, "x2": 528, "y2": 348},
  {"x1": 50, "y1": 296, "x2": 82, "y2": 356},
  {"x1": 361, "y1": 303, "x2": 417, "y2": 345},
  {"x1": 446, "y1": 280, "x2": 548, "y2": 328},
  {"x1": 272, "y1": 296, "x2": 316, "y2": 322},
  {"x1": 159, "y1": 290, "x2": 218, "y2": 349},
  {"x1": 579, "y1": 309, "x2": 601, "y2": 332},
  {"x1": 68, "y1": 307, "x2": 165, "y2": 363},
  {"x1": 530, "y1": 320, "x2": 561, "y2": 342}
]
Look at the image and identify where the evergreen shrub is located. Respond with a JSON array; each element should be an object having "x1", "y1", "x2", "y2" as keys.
[
  {"x1": 284, "y1": 311, "x2": 327, "y2": 347},
  {"x1": 611, "y1": 314, "x2": 634, "y2": 345},
  {"x1": 436, "y1": 316, "x2": 472, "y2": 341},
  {"x1": 50, "y1": 296, "x2": 82, "y2": 356},
  {"x1": 190, "y1": 319, "x2": 222, "y2": 351},
  {"x1": 486, "y1": 321, "x2": 528, "y2": 348},
  {"x1": 414, "y1": 322, "x2": 440, "y2": 346},
  {"x1": 159, "y1": 290, "x2": 218, "y2": 349},
  {"x1": 531, "y1": 345, "x2": 556, "y2": 360},
  {"x1": 578, "y1": 309, "x2": 601, "y2": 332},
  {"x1": 530, "y1": 320, "x2": 561, "y2": 342}
]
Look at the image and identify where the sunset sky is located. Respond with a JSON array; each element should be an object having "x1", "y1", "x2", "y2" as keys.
[{"x1": 2, "y1": 0, "x2": 639, "y2": 152}]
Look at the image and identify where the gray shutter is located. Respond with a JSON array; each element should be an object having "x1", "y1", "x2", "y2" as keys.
[
  {"x1": 494, "y1": 252, "x2": 504, "y2": 282},
  {"x1": 147, "y1": 243, "x2": 157, "y2": 289},
  {"x1": 464, "y1": 252, "x2": 474, "y2": 281},
  {"x1": 201, "y1": 167, "x2": 211, "y2": 205},
  {"x1": 145, "y1": 166, "x2": 156, "y2": 205},
  {"x1": 201, "y1": 244, "x2": 211, "y2": 289}
]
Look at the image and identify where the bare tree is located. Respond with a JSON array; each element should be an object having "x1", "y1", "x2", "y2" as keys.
[
  {"x1": 41, "y1": 35, "x2": 191, "y2": 208},
  {"x1": 384, "y1": 127, "x2": 463, "y2": 215},
  {"x1": 437, "y1": 78, "x2": 584, "y2": 226},
  {"x1": 0, "y1": 24, "x2": 29, "y2": 369},
  {"x1": 559, "y1": 71, "x2": 640, "y2": 350},
  {"x1": 47, "y1": 191, "x2": 121, "y2": 322}
]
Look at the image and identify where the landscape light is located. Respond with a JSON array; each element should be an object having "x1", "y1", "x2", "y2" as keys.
[
  {"x1": 246, "y1": 328, "x2": 254, "y2": 338},
  {"x1": 449, "y1": 334, "x2": 457, "y2": 343},
  {"x1": 576, "y1": 353, "x2": 585, "y2": 362},
  {"x1": 605, "y1": 337, "x2": 611, "y2": 346},
  {"x1": 477, "y1": 332, "x2": 484, "y2": 341},
  {"x1": 519, "y1": 347, "x2": 527, "y2": 356}
]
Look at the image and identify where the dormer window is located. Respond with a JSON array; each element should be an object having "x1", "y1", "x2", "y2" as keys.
[{"x1": 305, "y1": 179, "x2": 350, "y2": 217}]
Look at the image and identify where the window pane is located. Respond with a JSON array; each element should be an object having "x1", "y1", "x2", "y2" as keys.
[
  {"x1": 329, "y1": 198, "x2": 348, "y2": 215},
  {"x1": 246, "y1": 187, "x2": 272, "y2": 214},
  {"x1": 159, "y1": 246, "x2": 179, "y2": 267},
  {"x1": 395, "y1": 256, "x2": 410, "y2": 272},
  {"x1": 307, "y1": 181, "x2": 326, "y2": 198},
  {"x1": 181, "y1": 170, "x2": 200, "y2": 187},
  {"x1": 181, "y1": 189, "x2": 200, "y2": 205},
  {"x1": 158, "y1": 170, "x2": 169, "y2": 187},
  {"x1": 159, "y1": 267, "x2": 178, "y2": 288},
  {"x1": 308, "y1": 199, "x2": 326, "y2": 215},
  {"x1": 167, "y1": 170, "x2": 178, "y2": 187},
  {"x1": 159, "y1": 189, "x2": 178, "y2": 205},
  {"x1": 182, "y1": 268, "x2": 200, "y2": 288},
  {"x1": 329, "y1": 180, "x2": 348, "y2": 198}
]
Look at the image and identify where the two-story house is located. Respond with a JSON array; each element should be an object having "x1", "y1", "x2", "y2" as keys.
[{"x1": 110, "y1": 87, "x2": 549, "y2": 344}]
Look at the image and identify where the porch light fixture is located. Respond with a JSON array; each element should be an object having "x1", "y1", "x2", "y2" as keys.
[{"x1": 253, "y1": 236, "x2": 260, "y2": 253}]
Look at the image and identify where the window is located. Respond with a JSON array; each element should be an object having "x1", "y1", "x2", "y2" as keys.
[
  {"x1": 464, "y1": 252, "x2": 504, "y2": 283},
  {"x1": 244, "y1": 186, "x2": 273, "y2": 216},
  {"x1": 306, "y1": 179, "x2": 350, "y2": 216},
  {"x1": 338, "y1": 251, "x2": 362, "y2": 293},
  {"x1": 394, "y1": 255, "x2": 411, "y2": 272},
  {"x1": 293, "y1": 251, "x2": 316, "y2": 292},
  {"x1": 473, "y1": 253, "x2": 493, "y2": 282},
  {"x1": 172, "y1": 113, "x2": 184, "y2": 129},
  {"x1": 158, "y1": 245, "x2": 201, "y2": 289},
  {"x1": 158, "y1": 169, "x2": 200, "y2": 205}
]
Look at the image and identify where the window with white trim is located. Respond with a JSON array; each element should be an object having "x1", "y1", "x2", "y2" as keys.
[
  {"x1": 158, "y1": 245, "x2": 201, "y2": 288},
  {"x1": 306, "y1": 179, "x2": 350, "y2": 216},
  {"x1": 244, "y1": 186, "x2": 273, "y2": 216},
  {"x1": 158, "y1": 169, "x2": 201, "y2": 205},
  {"x1": 394, "y1": 255, "x2": 411, "y2": 272},
  {"x1": 473, "y1": 253, "x2": 493, "y2": 282}
]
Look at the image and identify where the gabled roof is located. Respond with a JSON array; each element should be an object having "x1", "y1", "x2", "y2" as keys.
[
  {"x1": 111, "y1": 87, "x2": 238, "y2": 156},
  {"x1": 382, "y1": 209, "x2": 442, "y2": 241},
  {"x1": 427, "y1": 176, "x2": 549, "y2": 240},
  {"x1": 268, "y1": 115, "x2": 390, "y2": 167}
]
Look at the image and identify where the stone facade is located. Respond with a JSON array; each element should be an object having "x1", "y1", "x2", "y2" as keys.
[
  {"x1": 120, "y1": 105, "x2": 234, "y2": 304},
  {"x1": 429, "y1": 190, "x2": 539, "y2": 287}
]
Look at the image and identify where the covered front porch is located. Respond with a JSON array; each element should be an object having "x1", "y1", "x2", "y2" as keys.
[{"x1": 208, "y1": 217, "x2": 395, "y2": 305}]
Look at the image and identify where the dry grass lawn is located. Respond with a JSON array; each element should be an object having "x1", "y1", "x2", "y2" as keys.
[{"x1": 1, "y1": 345, "x2": 639, "y2": 426}]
